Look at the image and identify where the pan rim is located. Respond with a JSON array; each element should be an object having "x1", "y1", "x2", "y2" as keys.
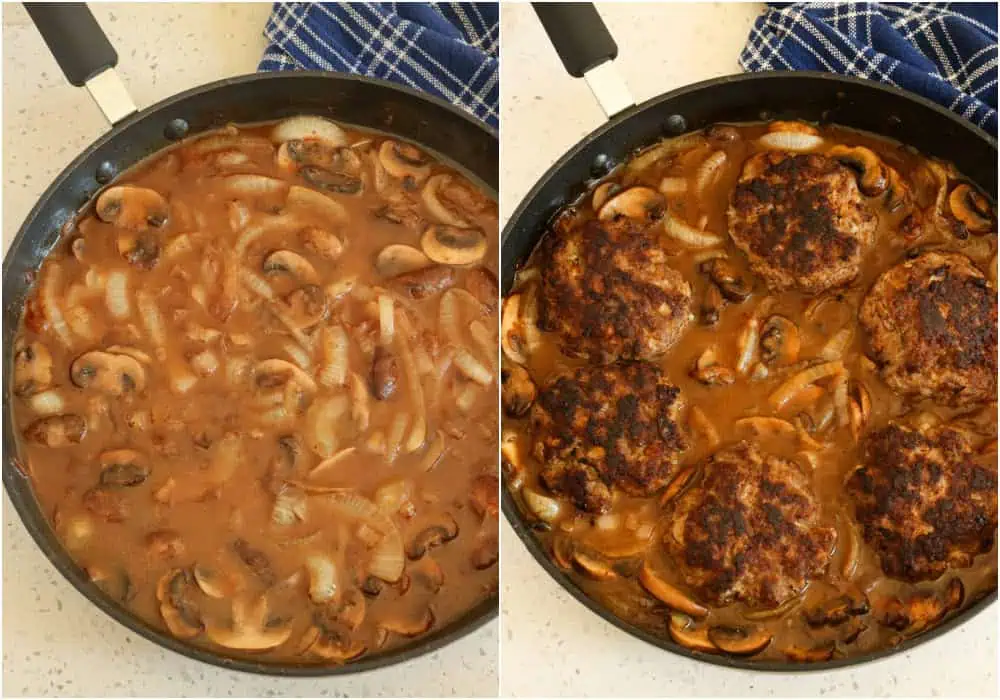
[
  {"x1": 3, "y1": 69, "x2": 498, "y2": 678},
  {"x1": 500, "y1": 69, "x2": 998, "y2": 673}
]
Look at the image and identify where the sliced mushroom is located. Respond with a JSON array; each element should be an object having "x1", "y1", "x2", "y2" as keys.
[
  {"x1": 521, "y1": 485, "x2": 561, "y2": 523},
  {"x1": 700, "y1": 283, "x2": 724, "y2": 326},
  {"x1": 24, "y1": 414, "x2": 86, "y2": 447},
  {"x1": 370, "y1": 346, "x2": 400, "y2": 401},
  {"x1": 13, "y1": 341, "x2": 53, "y2": 396},
  {"x1": 878, "y1": 578, "x2": 964, "y2": 633},
  {"x1": 376, "y1": 244, "x2": 431, "y2": 277},
  {"x1": 804, "y1": 590, "x2": 870, "y2": 627},
  {"x1": 660, "y1": 465, "x2": 698, "y2": 505},
  {"x1": 381, "y1": 607, "x2": 435, "y2": 637},
  {"x1": 299, "y1": 166, "x2": 363, "y2": 195},
  {"x1": 232, "y1": 538, "x2": 276, "y2": 586},
  {"x1": 306, "y1": 625, "x2": 367, "y2": 662},
  {"x1": 700, "y1": 258, "x2": 751, "y2": 302},
  {"x1": 469, "y1": 473, "x2": 500, "y2": 518},
  {"x1": 193, "y1": 565, "x2": 238, "y2": 599},
  {"x1": 783, "y1": 641, "x2": 835, "y2": 662},
  {"x1": 407, "y1": 515, "x2": 459, "y2": 559},
  {"x1": 300, "y1": 226, "x2": 345, "y2": 262},
  {"x1": 422, "y1": 174, "x2": 472, "y2": 227},
  {"x1": 378, "y1": 140, "x2": 430, "y2": 185},
  {"x1": 271, "y1": 116, "x2": 347, "y2": 147},
  {"x1": 471, "y1": 538, "x2": 499, "y2": 570},
  {"x1": 597, "y1": 186, "x2": 665, "y2": 223},
  {"x1": 95, "y1": 186, "x2": 170, "y2": 230},
  {"x1": 759, "y1": 315, "x2": 800, "y2": 366},
  {"x1": 828, "y1": 145, "x2": 888, "y2": 197},
  {"x1": 388, "y1": 264, "x2": 456, "y2": 300},
  {"x1": 639, "y1": 561, "x2": 708, "y2": 618},
  {"x1": 116, "y1": 230, "x2": 160, "y2": 269},
  {"x1": 282, "y1": 283, "x2": 329, "y2": 330},
  {"x1": 501, "y1": 293, "x2": 529, "y2": 364},
  {"x1": 501, "y1": 365, "x2": 537, "y2": 418},
  {"x1": 411, "y1": 556, "x2": 445, "y2": 593},
  {"x1": 668, "y1": 614, "x2": 717, "y2": 653},
  {"x1": 145, "y1": 530, "x2": 185, "y2": 560},
  {"x1": 572, "y1": 549, "x2": 616, "y2": 580},
  {"x1": 255, "y1": 358, "x2": 318, "y2": 396},
  {"x1": 205, "y1": 595, "x2": 292, "y2": 651},
  {"x1": 707, "y1": 625, "x2": 773, "y2": 656},
  {"x1": 690, "y1": 362, "x2": 736, "y2": 386},
  {"x1": 82, "y1": 487, "x2": 128, "y2": 522},
  {"x1": 99, "y1": 449, "x2": 149, "y2": 487},
  {"x1": 263, "y1": 250, "x2": 320, "y2": 285},
  {"x1": 277, "y1": 138, "x2": 360, "y2": 173},
  {"x1": 421, "y1": 225, "x2": 487, "y2": 266},
  {"x1": 71, "y1": 350, "x2": 147, "y2": 396},
  {"x1": 948, "y1": 183, "x2": 993, "y2": 234}
]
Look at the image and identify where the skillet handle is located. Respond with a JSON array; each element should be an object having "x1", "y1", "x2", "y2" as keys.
[
  {"x1": 531, "y1": 2, "x2": 634, "y2": 118},
  {"x1": 24, "y1": 2, "x2": 137, "y2": 125}
]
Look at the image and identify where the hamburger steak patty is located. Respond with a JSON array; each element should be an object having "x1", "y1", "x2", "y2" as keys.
[
  {"x1": 848, "y1": 421, "x2": 998, "y2": 582},
  {"x1": 531, "y1": 361, "x2": 686, "y2": 514},
  {"x1": 728, "y1": 152, "x2": 877, "y2": 293},
  {"x1": 538, "y1": 218, "x2": 692, "y2": 363},
  {"x1": 664, "y1": 441, "x2": 836, "y2": 609},
  {"x1": 859, "y1": 251, "x2": 997, "y2": 407}
]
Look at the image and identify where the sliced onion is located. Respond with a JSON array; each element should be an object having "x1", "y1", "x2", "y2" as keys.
[
  {"x1": 349, "y1": 373, "x2": 371, "y2": 432},
  {"x1": 378, "y1": 294, "x2": 395, "y2": 346},
  {"x1": 736, "y1": 317, "x2": 759, "y2": 374},
  {"x1": 662, "y1": 212, "x2": 724, "y2": 248},
  {"x1": 374, "y1": 478, "x2": 413, "y2": 515},
  {"x1": 688, "y1": 406, "x2": 720, "y2": 449},
  {"x1": 438, "y1": 289, "x2": 462, "y2": 347},
  {"x1": 769, "y1": 361, "x2": 844, "y2": 410},
  {"x1": 39, "y1": 264, "x2": 72, "y2": 346},
  {"x1": 627, "y1": 134, "x2": 706, "y2": 174},
  {"x1": 417, "y1": 431, "x2": 447, "y2": 472},
  {"x1": 228, "y1": 201, "x2": 251, "y2": 232},
  {"x1": 65, "y1": 305, "x2": 97, "y2": 342},
  {"x1": 756, "y1": 132, "x2": 824, "y2": 152},
  {"x1": 136, "y1": 290, "x2": 166, "y2": 350},
  {"x1": 659, "y1": 177, "x2": 689, "y2": 196},
  {"x1": 310, "y1": 447, "x2": 357, "y2": 480},
  {"x1": 454, "y1": 348, "x2": 493, "y2": 385},
  {"x1": 832, "y1": 371, "x2": 850, "y2": 428},
  {"x1": 385, "y1": 413, "x2": 410, "y2": 463},
  {"x1": 305, "y1": 555, "x2": 339, "y2": 603},
  {"x1": 104, "y1": 271, "x2": 130, "y2": 319},
  {"x1": 221, "y1": 174, "x2": 288, "y2": 197},
  {"x1": 287, "y1": 185, "x2": 348, "y2": 225},
  {"x1": 283, "y1": 341, "x2": 312, "y2": 371},
  {"x1": 422, "y1": 174, "x2": 469, "y2": 227},
  {"x1": 318, "y1": 325, "x2": 348, "y2": 388},
  {"x1": 694, "y1": 150, "x2": 727, "y2": 201},
  {"x1": 455, "y1": 381, "x2": 479, "y2": 413},
  {"x1": 395, "y1": 331, "x2": 426, "y2": 452},
  {"x1": 819, "y1": 328, "x2": 853, "y2": 360},
  {"x1": 369, "y1": 530, "x2": 405, "y2": 582},
  {"x1": 28, "y1": 389, "x2": 65, "y2": 415},
  {"x1": 306, "y1": 395, "x2": 349, "y2": 458}
]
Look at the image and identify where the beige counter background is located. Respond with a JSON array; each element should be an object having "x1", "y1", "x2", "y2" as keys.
[
  {"x1": 2, "y1": 3, "x2": 497, "y2": 697},
  {"x1": 498, "y1": 2, "x2": 998, "y2": 697}
]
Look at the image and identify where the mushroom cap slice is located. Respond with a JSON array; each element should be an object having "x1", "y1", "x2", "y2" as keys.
[
  {"x1": 71, "y1": 350, "x2": 147, "y2": 395},
  {"x1": 271, "y1": 116, "x2": 348, "y2": 147},
  {"x1": 639, "y1": 561, "x2": 708, "y2": 618},
  {"x1": 707, "y1": 625, "x2": 773, "y2": 656},
  {"x1": 501, "y1": 365, "x2": 537, "y2": 418},
  {"x1": 421, "y1": 225, "x2": 487, "y2": 266},
  {"x1": 96, "y1": 186, "x2": 170, "y2": 230},
  {"x1": 378, "y1": 140, "x2": 431, "y2": 184},
  {"x1": 205, "y1": 596, "x2": 293, "y2": 651},
  {"x1": 949, "y1": 183, "x2": 994, "y2": 233},
  {"x1": 406, "y1": 514, "x2": 459, "y2": 560},
  {"x1": 23, "y1": 414, "x2": 86, "y2": 447},
  {"x1": 668, "y1": 614, "x2": 718, "y2": 653},
  {"x1": 381, "y1": 607, "x2": 435, "y2": 637},
  {"x1": 597, "y1": 186, "x2": 665, "y2": 223},
  {"x1": 422, "y1": 174, "x2": 471, "y2": 227},
  {"x1": 263, "y1": 250, "x2": 320, "y2": 285},
  {"x1": 375, "y1": 244, "x2": 431, "y2": 277},
  {"x1": 99, "y1": 449, "x2": 150, "y2": 488},
  {"x1": 13, "y1": 341, "x2": 53, "y2": 397}
]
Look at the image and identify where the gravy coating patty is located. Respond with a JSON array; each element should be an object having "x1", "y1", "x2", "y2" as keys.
[
  {"x1": 537, "y1": 218, "x2": 692, "y2": 363},
  {"x1": 859, "y1": 251, "x2": 997, "y2": 407},
  {"x1": 664, "y1": 441, "x2": 836, "y2": 609},
  {"x1": 848, "y1": 421, "x2": 998, "y2": 582},
  {"x1": 531, "y1": 361, "x2": 686, "y2": 514},
  {"x1": 728, "y1": 152, "x2": 877, "y2": 293}
]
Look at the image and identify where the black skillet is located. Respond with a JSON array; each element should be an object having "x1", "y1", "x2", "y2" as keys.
[
  {"x1": 502, "y1": 2, "x2": 998, "y2": 671},
  {"x1": 3, "y1": 3, "x2": 497, "y2": 677}
]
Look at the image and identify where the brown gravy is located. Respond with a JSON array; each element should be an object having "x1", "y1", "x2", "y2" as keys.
[
  {"x1": 502, "y1": 121, "x2": 997, "y2": 662},
  {"x1": 12, "y1": 118, "x2": 499, "y2": 664}
]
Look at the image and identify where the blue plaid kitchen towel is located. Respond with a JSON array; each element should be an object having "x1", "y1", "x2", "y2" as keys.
[
  {"x1": 259, "y1": 2, "x2": 499, "y2": 128},
  {"x1": 741, "y1": 3, "x2": 998, "y2": 134}
]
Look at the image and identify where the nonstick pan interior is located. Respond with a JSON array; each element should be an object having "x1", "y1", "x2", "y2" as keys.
[
  {"x1": 3, "y1": 70, "x2": 498, "y2": 676},
  {"x1": 501, "y1": 70, "x2": 998, "y2": 671}
]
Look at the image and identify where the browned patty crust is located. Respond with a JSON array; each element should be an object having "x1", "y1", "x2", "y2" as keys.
[
  {"x1": 531, "y1": 361, "x2": 686, "y2": 514},
  {"x1": 859, "y1": 251, "x2": 997, "y2": 407},
  {"x1": 537, "y1": 218, "x2": 692, "y2": 363},
  {"x1": 728, "y1": 152, "x2": 877, "y2": 293},
  {"x1": 848, "y1": 422, "x2": 998, "y2": 582},
  {"x1": 664, "y1": 441, "x2": 836, "y2": 609}
]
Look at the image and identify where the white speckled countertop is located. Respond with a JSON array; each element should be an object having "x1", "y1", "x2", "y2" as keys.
[
  {"x1": 498, "y1": 3, "x2": 998, "y2": 697},
  {"x1": 2, "y1": 4, "x2": 496, "y2": 696}
]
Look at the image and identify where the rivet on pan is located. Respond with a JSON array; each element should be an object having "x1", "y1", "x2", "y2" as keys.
[
  {"x1": 164, "y1": 118, "x2": 190, "y2": 141},
  {"x1": 590, "y1": 153, "x2": 615, "y2": 178},
  {"x1": 664, "y1": 114, "x2": 687, "y2": 134},
  {"x1": 95, "y1": 162, "x2": 116, "y2": 184},
  {"x1": 758, "y1": 110, "x2": 772, "y2": 121}
]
